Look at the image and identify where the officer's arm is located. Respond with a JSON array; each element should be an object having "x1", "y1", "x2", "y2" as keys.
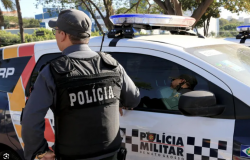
[
  {"x1": 21, "y1": 65, "x2": 55, "y2": 160},
  {"x1": 119, "y1": 65, "x2": 141, "y2": 109}
]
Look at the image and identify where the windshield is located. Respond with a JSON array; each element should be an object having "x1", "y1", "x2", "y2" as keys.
[{"x1": 185, "y1": 44, "x2": 250, "y2": 87}]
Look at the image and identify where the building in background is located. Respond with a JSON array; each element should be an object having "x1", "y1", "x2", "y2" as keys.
[
  {"x1": 239, "y1": 17, "x2": 244, "y2": 22},
  {"x1": 227, "y1": 16, "x2": 232, "y2": 21},
  {"x1": 2, "y1": 11, "x2": 17, "y2": 17},
  {"x1": 35, "y1": 7, "x2": 96, "y2": 32},
  {"x1": 244, "y1": 18, "x2": 250, "y2": 24}
]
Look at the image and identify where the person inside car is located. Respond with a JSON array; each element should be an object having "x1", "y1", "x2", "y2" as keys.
[
  {"x1": 161, "y1": 74, "x2": 198, "y2": 110},
  {"x1": 140, "y1": 74, "x2": 197, "y2": 110}
]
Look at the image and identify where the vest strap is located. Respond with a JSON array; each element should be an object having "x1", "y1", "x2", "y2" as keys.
[
  {"x1": 50, "y1": 55, "x2": 75, "y2": 74},
  {"x1": 97, "y1": 52, "x2": 118, "y2": 68}
]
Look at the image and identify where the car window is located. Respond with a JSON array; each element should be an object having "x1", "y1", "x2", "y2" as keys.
[
  {"x1": 109, "y1": 52, "x2": 234, "y2": 117},
  {"x1": 25, "y1": 53, "x2": 61, "y2": 97},
  {"x1": 185, "y1": 44, "x2": 250, "y2": 88}
]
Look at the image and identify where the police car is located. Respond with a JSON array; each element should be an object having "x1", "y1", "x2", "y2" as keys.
[
  {"x1": 224, "y1": 25, "x2": 250, "y2": 47},
  {"x1": 0, "y1": 14, "x2": 250, "y2": 160}
]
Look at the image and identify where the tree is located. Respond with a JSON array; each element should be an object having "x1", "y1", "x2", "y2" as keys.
[
  {"x1": 195, "y1": 2, "x2": 221, "y2": 37},
  {"x1": 153, "y1": 0, "x2": 214, "y2": 27},
  {"x1": 223, "y1": 0, "x2": 250, "y2": 14},
  {"x1": 36, "y1": 0, "x2": 250, "y2": 34},
  {"x1": 0, "y1": 0, "x2": 15, "y2": 28},
  {"x1": 36, "y1": 0, "x2": 160, "y2": 32},
  {"x1": 79, "y1": 0, "x2": 158, "y2": 31},
  {"x1": 116, "y1": 1, "x2": 161, "y2": 14},
  {"x1": 15, "y1": 0, "x2": 24, "y2": 43},
  {"x1": 153, "y1": 0, "x2": 250, "y2": 35},
  {"x1": 219, "y1": 18, "x2": 243, "y2": 31},
  {"x1": 3, "y1": 16, "x2": 41, "y2": 29},
  {"x1": 210, "y1": 31, "x2": 215, "y2": 37},
  {"x1": 219, "y1": 18, "x2": 229, "y2": 26},
  {"x1": 23, "y1": 18, "x2": 41, "y2": 28}
]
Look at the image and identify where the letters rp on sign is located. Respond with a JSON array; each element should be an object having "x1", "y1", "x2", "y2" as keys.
[{"x1": 0, "y1": 68, "x2": 15, "y2": 78}]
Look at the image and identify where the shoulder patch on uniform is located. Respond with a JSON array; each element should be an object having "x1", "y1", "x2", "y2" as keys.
[
  {"x1": 50, "y1": 55, "x2": 75, "y2": 74},
  {"x1": 97, "y1": 52, "x2": 118, "y2": 68}
]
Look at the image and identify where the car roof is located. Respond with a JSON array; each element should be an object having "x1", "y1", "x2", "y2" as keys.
[
  {"x1": 90, "y1": 34, "x2": 236, "y2": 49},
  {"x1": 0, "y1": 35, "x2": 235, "y2": 50},
  {"x1": 224, "y1": 38, "x2": 250, "y2": 46}
]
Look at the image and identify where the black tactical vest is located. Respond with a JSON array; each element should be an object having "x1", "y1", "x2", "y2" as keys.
[{"x1": 49, "y1": 52, "x2": 122, "y2": 159}]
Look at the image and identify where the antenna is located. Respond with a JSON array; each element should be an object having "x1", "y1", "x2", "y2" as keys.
[
  {"x1": 195, "y1": 27, "x2": 205, "y2": 39},
  {"x1": 100, "y1": 32, "x2": 106, "y2": 52}
]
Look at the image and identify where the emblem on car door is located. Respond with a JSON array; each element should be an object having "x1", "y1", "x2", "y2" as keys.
[{"x1": 0, "y1": 56, "x2": 31, "y2": 92}]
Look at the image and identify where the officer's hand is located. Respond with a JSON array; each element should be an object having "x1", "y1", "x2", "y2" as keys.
[
  {"x1": 40, "y1": 151, "x2": 55, "y2": 160},
  {"x1": 119, "y1": 107, "x2": 133, "y2": 116}
]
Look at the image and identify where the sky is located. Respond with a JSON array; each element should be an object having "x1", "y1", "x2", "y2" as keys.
[
  {"x1": 0, "y1": 0, "x2": 43, "y2": 18},
  {"x1": 0, "y1": 0, "x2": 250, "y2": 19}
]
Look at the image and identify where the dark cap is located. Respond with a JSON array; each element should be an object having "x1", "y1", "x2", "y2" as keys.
[
  {"x1": 170, "y1": 74, "x2": 198, "y2": 90},
  {"x1": 48, "y1": 9, "x2": 91, "y2": 38}
]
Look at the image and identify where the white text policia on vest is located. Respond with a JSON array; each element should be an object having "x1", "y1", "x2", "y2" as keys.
[{"x1": 69, "y1": 86, "x2": 115, "y2": 106}]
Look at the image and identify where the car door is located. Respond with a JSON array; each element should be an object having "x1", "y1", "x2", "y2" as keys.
[
  {"x1": 107, "y1": 48, "x2": 235, "y2": 160},
  {"x1": 0, "y1": 45, "x2": 34, "y2": 159},
  {"x1": 6, "y1": 48, "x2": 61, "y2": 157}
]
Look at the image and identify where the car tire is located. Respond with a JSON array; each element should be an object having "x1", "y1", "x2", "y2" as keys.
[{"x1": 0, "y1": 150, "x2": 21, "y2": 160}]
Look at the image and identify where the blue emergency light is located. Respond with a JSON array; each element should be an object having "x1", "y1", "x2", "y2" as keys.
[
  {"x1": 110, "y1": 14, "x2": 196, "y2": 28},
  {"x1": 108, "y1": 14, "x2": 196, "y2": 38},
  {"x1": 237, "y1": 25, "x2": 250, "y2": 32},
  {"x1": 236, "y1": 25, "x2": 250, "y2": 43}
]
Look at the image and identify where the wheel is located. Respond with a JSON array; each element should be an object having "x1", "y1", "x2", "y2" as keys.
[{"x1": 0, "y1": 150, "x2": 21, "y2": 160}]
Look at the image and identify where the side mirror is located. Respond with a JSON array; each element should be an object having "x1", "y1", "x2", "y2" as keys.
[{"x1": 178, "y1": 91, "x2": 225, "y2": 117}]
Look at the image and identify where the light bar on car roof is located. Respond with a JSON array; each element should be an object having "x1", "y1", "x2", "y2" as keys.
[
  {"x1": 237, "y1": 25, "x2": 250, "y2": 32},
  {"x1": 110, "y1": 14, "x2": 196, "y2": 27}
]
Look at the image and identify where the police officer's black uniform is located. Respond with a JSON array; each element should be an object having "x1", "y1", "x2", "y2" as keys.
[{"x1": 21, "y1": 9, "x2": 140, "y2": 160}]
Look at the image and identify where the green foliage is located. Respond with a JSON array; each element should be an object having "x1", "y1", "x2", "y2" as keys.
[
  {"x1": 23, "y1": 18, "x2": 41, "y2": 28},
  {"x1": 0, "y1": 30, "x2": 20, "y2": 46},
  {"x1": 116, "y1": 1, "x2": 160, "y2": 14},
  {"x1": 223, "y1": 0, "x2": 250, "y2": 13},
  {"x1": 0, "y1": 0, "x2": 16, "y2": 26},
  {"x1": 0, "y1": 28, "x2": 55, "y2": 46},
  {"x1": 218, "y1": 18, "x2": 241, "y2": 37},
  {"x1": 195, "y1": 2, "x2": 222, "y2": 28},
  {"x1": 1, "y1": 0, "x2": 15, "y2": 10},
  {"x1": 210, "y1": 31, "x2": 215, "y2": 37},
  {"x1": 179, "y1": 0, "x2": 250, "y2": 36},
  {"x1": 217, "y1": 31, "x2": 238, "y2": 38},
  {"x1": 219, "y1": 18, "x2": 243, "y2": 31},
  {"x1": 3, "y1": 16, "x2": 41, "y2": 29},
  {"x1": 28, "y1": 28, "x2": 55, "y2": 42},
  {"x1": 219, "y1": 18, "x2": 229, "y2": 26},
  {"x1": 0, "y1": 28, "x2": 101, "y2": 46},
  {"x1": 91, "y1": 31, "x2": 100, "y2": 36}
]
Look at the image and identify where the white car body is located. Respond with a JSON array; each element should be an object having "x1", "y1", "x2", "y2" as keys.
[
  {"x1": 224, "y1": 37, "x2": 250, "y2": 47},
  {"x1": 1, "y1": 34, "x2": 250, "y2": 160}
]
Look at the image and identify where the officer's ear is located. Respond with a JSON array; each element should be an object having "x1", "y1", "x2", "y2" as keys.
[{"x1": 59, "y1": 30, "x2": 67, "y2": 42}]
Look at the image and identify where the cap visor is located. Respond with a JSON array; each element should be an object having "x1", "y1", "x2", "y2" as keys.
[{"x1": 48, "y1": 19, "x2": 57, "y2": 28}]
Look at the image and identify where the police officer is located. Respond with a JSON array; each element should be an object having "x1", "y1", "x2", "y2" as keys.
[
  {"x1": 21, "y1": 9, "x2": 140, "y2": 160},
  {"x1": 140, "y1": 74, "x2": 197, "y2": 110},
  {"x1": 162, "y1": 74, "x2": 198, "y2": 110}
]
